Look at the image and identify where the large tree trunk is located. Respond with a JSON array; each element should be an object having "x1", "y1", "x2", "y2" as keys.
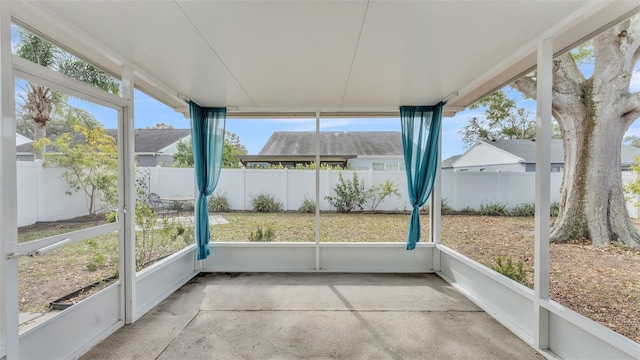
[
  {"x1": 553, "y1": 104, "x2": 640, "y2": 247},
  {"x1": 512, "y1": 17, "x2": 640, "y2": 249},
  {"x1": 33, "y1": 122, "x2": 46, "y2": 160}
]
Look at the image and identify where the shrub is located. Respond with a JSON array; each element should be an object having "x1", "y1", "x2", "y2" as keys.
[
  {"x1": 458, "y1": 206, "x2": 478, "y2": 215},
  {"x1": 367, "y1": 180, "x2": 401, "y2": 211},
  {"x1": 249, "y1": 225, "x2": 276, "y2": 241},
  {"x1": 250, "y1": 193, "x2": 282, "y2": 212},
  {"x1": 550, "y1": 202, "x2": 560, "y2": 217},
  {"x1": 209, "y1": 192, "x2": 230, "y2": 212},
  {"x1": 325, "y1": 171, "x2": 367, "y2": 213},
  {"x1": 298, "y1": 196, "x2": 316, "y2": 213},
  {"x1": 85, "y1": 239, "x2": 106, "y2": 271},
  {"x1": 511, "y1": 202, "x2": 535, "y2": 217},
  {"x1": 441, "y1": 198, "x2": 455, "y2": 215},
  {"x1": 492, "y1": 256, "x2": 527, "y2": 285},
  {"x1": 419, "y1": 198, "x2": 455, "y2": 215},
  {"x1": 479, "y1": 202, "x2": 510, "y2": 216}
]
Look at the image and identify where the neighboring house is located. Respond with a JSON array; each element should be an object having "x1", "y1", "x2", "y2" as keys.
[
  {"x1": 16, "y1": 133, "x2": 32, "y2": 146},
  {"x1": 16, "y1": 129, "x2": 191, "y2": 167},
  {"x1": 441, "y1": 155, "x2": 461, "y2": 170},
  {"x1": 238, "y1": 131, "x2": 404, "y2": 170},
  {"x1": 449, "y1": 139, "x2": 640, "y2": 172},
  {"x1": 112, "y1": 129, "x2": 191, "y2": 167}
]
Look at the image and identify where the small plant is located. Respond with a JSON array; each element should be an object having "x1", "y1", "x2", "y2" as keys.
[
  {"x1": 85, "y1": 239, "x2": 106, "y2": 271},
  {"x1": 479, "y1": 201, "x2": 510, "y2": 216},
  {"x1": 249, "y1": 225, "x2": 276, "y2": 241},
  {"x1": 209, "y1": 192, "x2": 230, "y2": 212},
  {"x1": 511, "y1": 202, "x2": 535, "y2": 217},
  {"x1": 325, "y1": 171, "x2": 367, "y2": 213},
  {"x1": 298, "y1": 196, "x2": 316, "y2": 213},
  {"x1": 492, "y1": 256, "x2": 527, "y2": 285},
  {"x1": 105, "y1": 211, "x2": 118, "y2": 223},
  {"x1": 250, "y1": 193, "x2": 283, "y2": 212},
  {"x1": 550, "y1": 202, "x2": 560, "y2": 217},
  {"x1": 367, "y1": 180, "x2": 401, "y2": 211}
]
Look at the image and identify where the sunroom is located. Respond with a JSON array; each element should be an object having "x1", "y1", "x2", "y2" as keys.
[{"x1": 1, "y1": 1, "x2": 639, "y2": 359}]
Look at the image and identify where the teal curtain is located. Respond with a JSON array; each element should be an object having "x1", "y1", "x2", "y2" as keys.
[
  {"x1": 400, "y1": 104, "x2": 443, "y2": 250},
  {"x1": 190, "y1": 101, "x2": 226, "y2": 260}
]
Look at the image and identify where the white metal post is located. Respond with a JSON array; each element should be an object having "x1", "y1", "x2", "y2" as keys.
[
  {"x1": 431, "y1": 113, "x2": 443, "y2": 272},
  {"x1": 533, "y1": 37, "x2": 552, "y2": 350},
  {"x1": 315, "y1": 111, "x2": 320, "y2": 271},
  {"x1": 431, "y1": 114, "x2": 442, "y2": 245},
  {"x1": 120, "y1": 67, "x2": 137, "y2": 324},
  {"x1": 0, "y1": 2, "x2": 19, "y2": 357}
]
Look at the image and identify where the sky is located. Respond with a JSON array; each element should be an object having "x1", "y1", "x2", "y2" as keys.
[
  {"x1": 64, "y1": 68, "x2": 638, "y2": 161},
  {"x1": 12, "y1": 24, "x2": 640, "y2": 160}
]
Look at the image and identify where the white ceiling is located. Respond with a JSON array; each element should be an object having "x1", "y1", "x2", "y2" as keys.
[{"x1": 10, "y1": 1, "x2": 640, "y2": 117}]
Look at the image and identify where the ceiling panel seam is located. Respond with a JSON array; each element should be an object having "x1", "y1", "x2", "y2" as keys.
[
  {"x1": 340, "y1": 0, "x2": 370, "y2": 108},
  {"x1": 174, "y1": 0, "x2": 257, "y2": 107}
]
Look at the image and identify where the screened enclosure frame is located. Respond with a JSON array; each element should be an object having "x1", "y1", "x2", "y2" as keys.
[{"x1": 1, "y1": 1, "x2": 640, "y2": 359}]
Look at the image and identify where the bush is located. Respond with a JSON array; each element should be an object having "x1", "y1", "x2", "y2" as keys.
[
  {"x1": 511, "y1": 202, "x2": 535, "y2": 217},
  {"x1": 479, "y1": 202, "x2": 510, "y2": 216},
  {"x1": 492, "y1": 256, "x2": 527, "y2": 285},
  {"x1": 85, "y1": 239, "x2": 106, "y2": 271},
  {"x1": 458, "y1": 206, "x2": 478, "y2": 215},
  {"x1": 249, "y1": 225, "x2": 276, "y2": 241},
  {"x1": 250, "y1": 193, "x2": 282, "y2": 212},
  {"x1": 367, "y1": 180, "x2": 401, "y2": 211},
  {"x1": 298, "y1": 196, "x2": 316, "y2": 213},
  {"x1": 441, "y1": 198, "x2": 455, "y2": 215},
  {"x1": 325, "y1": 171, "x2": 367, "y2": 213},
  {"x1": 420, "y1": 198, "x2": 455, "y2": 215},
  {"x1": 209, "y1": 192, "x2": 230, "y2": 212}
]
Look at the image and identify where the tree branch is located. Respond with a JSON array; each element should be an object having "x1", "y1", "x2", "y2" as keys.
[
  {"x1": 621, "y1": 17, "x2": 640, "y2": 72},
  {"x1": 622, "y1": 91, "x2": 640, "y2": 126},
  {"x1": 511, "y1": 75, "x2": 536, "y2": 99}
]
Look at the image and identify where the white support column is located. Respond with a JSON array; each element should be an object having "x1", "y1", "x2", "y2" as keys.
[
  {"x1": 533, "y1": 37, "x2": 553, "y2": 351},
  {"x1": 431, "y1": 116, "x2": 442, "y2": 245},
  {"x1": 315, "y1": 111, "x2": 320, "y2": 271},
  {"x1": 0, "y1": 2, "x2": 19, "y2": 358},
  {"x1": 431, "y1": 113, "x2": 443, "y2": 272},
  {"x1": 120, "y1": 66, "x2": 137, "y2": 324}
]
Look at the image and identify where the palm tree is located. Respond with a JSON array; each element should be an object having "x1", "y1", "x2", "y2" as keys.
[{"x1": 15, "y1": 30, "x2": 120, "y2": 159}]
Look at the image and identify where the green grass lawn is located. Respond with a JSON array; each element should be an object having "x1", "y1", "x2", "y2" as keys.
[{"x1": 211, "y1": 212, "x2": 417, "y2": 242}]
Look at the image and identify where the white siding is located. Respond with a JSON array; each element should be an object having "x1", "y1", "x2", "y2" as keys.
[{"x1": 347, "y1": 156, "x2": 404, "y2": 171}]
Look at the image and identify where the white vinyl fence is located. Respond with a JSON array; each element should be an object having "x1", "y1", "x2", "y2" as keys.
[
  {"x1": 17, "y1": 164, "x2": 640, "y2": 226},
  {"x1": 17, "y1": 161, "x2": 93, "y2": 226}
]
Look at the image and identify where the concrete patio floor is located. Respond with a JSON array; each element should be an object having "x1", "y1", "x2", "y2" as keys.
[{"x1": 81, "y1": 273, "x2": 543, "y2": 360}]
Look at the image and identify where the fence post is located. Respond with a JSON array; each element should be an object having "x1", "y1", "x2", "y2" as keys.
[
  {"x1": 242, "y1": 167, "x2": 247, "y2": 211},
  {"x1": 284, "y1": 168, "x2": 289, "y2": 210}
]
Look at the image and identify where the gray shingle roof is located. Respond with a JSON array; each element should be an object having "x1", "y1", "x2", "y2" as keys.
[
  {"x1": 258, "y1": 131, "x2": 403, "y2": 156},
  {"x1": 441, "y1": 155, "x2": 462, "y2": 168},
  {"x1": 107, "y1": 129, "x2": 190, "y2": 153},
  {"x1": 481, "y1": 138, "x2": 640, "y2": 164}
]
